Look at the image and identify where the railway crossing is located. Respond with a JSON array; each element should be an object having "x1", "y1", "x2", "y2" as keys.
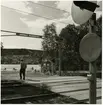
[
  {"x1": 1, "y1": 1, "x2": 102, "y2": 104},
  {"x1": 1, "y1": 70, "x2": 102, "y2": 104}
]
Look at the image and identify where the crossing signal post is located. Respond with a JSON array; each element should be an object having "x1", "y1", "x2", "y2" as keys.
[
  {"x1": 88, "y1": 13, "x2": 97, "y2": 104},
  {"x1": 71, "y1": 1, "x2": 101, "y2": 104},
  {"x1": 87, "y1": 13, "x2": 101, "y2": 104}
]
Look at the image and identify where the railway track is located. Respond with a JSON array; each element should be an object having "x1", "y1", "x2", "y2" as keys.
[
  {"x1": 1, "y1": 78, "x2": 102, "y2": 104},
  {"x1": 1, "y1": 92, "x2": 87, "y2": 104},
  {"x1": 1, "y1": 80, "x2": 57, "y2": 104},
  {"x1": 1, "y1": 93, "x2": 59, "y2": 104},
  {"x1": 1, "y1": 80, "x2": 88, "y2": 104}
]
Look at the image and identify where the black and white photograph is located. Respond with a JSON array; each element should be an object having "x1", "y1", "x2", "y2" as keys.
[{"x1": 1, "y1": 0, "x2": 102, "y2": 104}]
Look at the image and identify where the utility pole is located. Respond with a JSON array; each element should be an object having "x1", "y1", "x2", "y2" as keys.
[
  {"x1": 58, "y1": 37, "x2": 62, "y2": 76},
  {"x1": 71, "y1": 1, "x2": 101, "y2": 104},
  {"x1": 88, "y1": 13, "x2": 97, "y2": 104},
  {"x1": 59, "y1": 42, "x2": 61, "y2": 76}
]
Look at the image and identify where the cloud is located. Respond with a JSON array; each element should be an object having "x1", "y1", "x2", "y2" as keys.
[
  {"x1": 20, "y1": 15, "x2": 76, "y2": 35},
  {"x1": 96, "y1": 12, "x2": 102, "y2": 19},
  {"x1": 20, "y1": 18, "x2": 49, "y2": 34},
  {"x1": 56, "y1": 23, "x2": 66, "y2": 35},
  {"x1": 1, "y1": 1, "x2": 32, "y2": 13},
  {"x1": 2, "y1": 0, "x2": 75, "y2": 34},
  {"x1": 57, "y1": 1, "x2": 73, "y2": 13},
  {"x1": 1, "y1": 0, "x2": 77, "y2": 50},
  {"x1": 32, "y1": 0, "x2": 39, "y2": 3},
  {"x1": 1, "y1": 6, "x2": 29, "y2": 33},
  {"x1": 20, "y1": 9, "x2": 77, "y2": 35},
  {"x1": 56, "y1": 1, "x2": 76, "y2": 25}
]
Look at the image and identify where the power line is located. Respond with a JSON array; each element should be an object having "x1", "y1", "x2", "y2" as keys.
[
  {"x1": 28, "y1": 1, "x2": 70, "y2": 14},
  {"x1": 1, "y1": 5, "x2": 53, "y2": 20},
  {"x1": 1, "y1": 5, "x2": 69, "y2": 25}
]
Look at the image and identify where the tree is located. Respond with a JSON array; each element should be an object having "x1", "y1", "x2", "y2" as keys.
[
  {"x1": 42, "y1": 23, "x2": 58, "y2": 60},
  {"x1": 42, "y1": 23, "x2": 59, "y2": 73},
  {"x1": 95, "y1": 16, "x2": 102, "y2": 70},
  {"x1": 59, "y1": 24, "x2": 81, "y2": 71},
  {"x1": 96, "y1": 15, "x2": 102, "y2": 38},
  {"x1": 59, "y1": 16, "x2": 102, "y2": 72}
]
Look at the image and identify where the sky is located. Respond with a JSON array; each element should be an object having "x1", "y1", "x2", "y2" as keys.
[{"x1": 1, "y1": 0, "x2": 102, "y2": 50}]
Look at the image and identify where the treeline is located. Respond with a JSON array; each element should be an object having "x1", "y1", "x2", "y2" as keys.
[
  {"x1": 1, "y1": 49, "x2": 43, "y2": 64},
  {"x1": 42, "y1": 16, "x2": 102, "y2": 72}
]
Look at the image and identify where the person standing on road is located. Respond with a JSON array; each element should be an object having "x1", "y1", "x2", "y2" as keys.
[{"x1": 20, "y1": 59, "x2": 27, "y2": 80}]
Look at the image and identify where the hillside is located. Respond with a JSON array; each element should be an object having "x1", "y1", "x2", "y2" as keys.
[{"x1": 1, "y1": 49, "x2": 43, "y2": 64}]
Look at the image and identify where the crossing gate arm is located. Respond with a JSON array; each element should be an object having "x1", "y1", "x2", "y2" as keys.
[{"x1": 1, "y1": 30, "x2": 43, "y2": 39}]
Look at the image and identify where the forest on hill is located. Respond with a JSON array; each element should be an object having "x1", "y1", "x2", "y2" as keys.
[{"x1": 1, "y1": 49, "x2": 43, "y2": 64}]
